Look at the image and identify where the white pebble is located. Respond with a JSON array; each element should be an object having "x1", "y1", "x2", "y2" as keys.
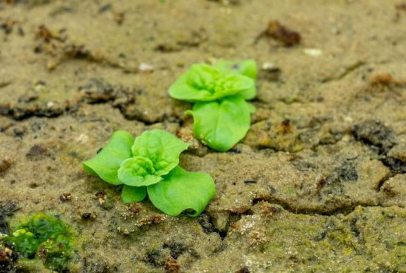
[
  {"x1": 303, "y1": 48, "x2": 323, "y2": 57},
  {"x1": 138, "y1": 63, "x2": 153, "y2": 72},
  {"x1": 262, "y1": 62, "x2": 275, "y2": 70}
]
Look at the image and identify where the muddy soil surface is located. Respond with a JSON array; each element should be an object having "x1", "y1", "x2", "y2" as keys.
[{"x1": 1, "y1": 0, "x2": 406, "y2": 272}]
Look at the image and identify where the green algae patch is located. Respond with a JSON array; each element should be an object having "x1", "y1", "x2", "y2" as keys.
[{"x1": 4, "y1": 213, "x2": 75, "y2": 272}]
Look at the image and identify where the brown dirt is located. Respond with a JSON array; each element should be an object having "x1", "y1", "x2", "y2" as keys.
[{"x1": 1, "y1": 0, "x2": 406, "y2": 272}]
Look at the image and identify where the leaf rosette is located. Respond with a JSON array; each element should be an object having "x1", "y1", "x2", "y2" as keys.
[
  {"x1": 169, "y1": 59, "x2": 258, "y2": 152},
  {"x1": 169, "y1": 63, "x2": 255, "y2": 102},
  {"x1": 83, "y1": 129, "x2": 215, "y2": 217}
]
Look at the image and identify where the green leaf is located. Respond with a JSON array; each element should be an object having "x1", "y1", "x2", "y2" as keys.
[
  {"x1": 247, "y1": 102, "x2": 256, "y2": 114},
  {"x1": 214, "y1": 59, "x2": 258, "y2": 80},
  {"x1": 214, "y1": 59, "x2": 257, "y2": 99},
  {"x1": 187, "y1": 96, "x2": 252, "y2": 152},
  {"x1": 214, "y1": 74, "x2": 255, "y2": 100},
  {"x1": 147, "y1": 166, "x2": 216, "y2": 217},
  {"x1": 121, "y1": 185, "x2": 147, "y2": 203},
  {"x1": 118, "y1": 156, "x2": 162, "y2": 186},
  {"x1": 131, "y1": 130, "x2": 189, "y2": 177},
  {"x1": 83, "y1": 130, "x2": 134, "y2": 185},
  {"x1": 169, "y1": 64, "x2": 254, "y2": 102}
]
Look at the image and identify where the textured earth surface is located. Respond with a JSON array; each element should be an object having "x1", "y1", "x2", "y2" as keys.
[{"x1": 1, "y1": 0, "x2": 406, "y2": 272}]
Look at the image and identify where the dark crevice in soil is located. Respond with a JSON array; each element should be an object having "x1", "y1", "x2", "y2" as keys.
[
  {"x1": 321, "y1": 61, "x2": 365, "y2": 83},
  {"x1": 381, "y1": 157, "x2": 406, "y2": 176},
  {"x1": 352, "y1": 119, "x2": 397, "y2": 155},
  {"x1": 377, "y1": 157, "x2": 406, "y2": 191},
  {"x1": 251, "y1": 197, "x2": 392, "y2": 217},
  {"x1": 197, "y1": 213, "x2": 229, "y2": 240},
  {"x1": 351, "y1": 119, "x2": 406, "y2": 190},
  {"x1": 376, "y1": 174, "x2": 391, "y2": 192},
  {"x1": 0, "y1": 104, "x2": 66, "y2": 121}
]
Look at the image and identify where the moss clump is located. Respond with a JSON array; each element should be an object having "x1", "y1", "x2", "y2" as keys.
[{"x1": 4, "y1": 213, "x2": 74, "y2": 272}]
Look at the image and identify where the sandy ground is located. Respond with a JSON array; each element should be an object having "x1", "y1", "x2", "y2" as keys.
[{"x1": 1, "y1": 0, "x2": 406, "y2": 272}]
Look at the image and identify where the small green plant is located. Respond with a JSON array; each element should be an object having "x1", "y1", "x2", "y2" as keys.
[
  {"x1": 83, "y1": 129, "x2": 216, "y2": 217},
  {"x1": 3, "y1": 213, "x2": 74, "y2": 272},
  {"x1": 169, "y1": 59, "x2": 257, "y2": 151}
]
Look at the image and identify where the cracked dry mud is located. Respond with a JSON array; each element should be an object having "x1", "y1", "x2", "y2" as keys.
[{"x1": 1, "y1": 0, "x2": 406, "y2": 272}]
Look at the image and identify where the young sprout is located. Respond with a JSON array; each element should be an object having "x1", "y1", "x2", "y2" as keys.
[
  {"x1": 169, "y1": 59, "x2": 257, "y2": 152},
  {"x1": 83, "y1": 130, "x2": 216, "y2": 217}
]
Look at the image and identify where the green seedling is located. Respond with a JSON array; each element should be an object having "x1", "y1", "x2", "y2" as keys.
[
  {"x1": 3, "y1": 213, "x2": 74, "y2": 273},
  {"x1": 83, "y1": 129, "x2": 216, "y2": 217},
  {"x1": 169, "y1": 59, "x2": 257, "y2": 151}
]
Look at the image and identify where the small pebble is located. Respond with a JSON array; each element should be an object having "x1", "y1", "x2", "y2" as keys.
[
  {"x1": 117, "y1": 227, "x2": 130, "y2": 235},
  {"x1": 0, "y1": 247, "x2": 12, "y2": 262},
  {"x1": 60, "y1": 193, "x2": 72, "y2": 202},
  {"x1": 303, "y1": 48, "x2": 323, "y2": 57},
  {"x1": 139, "y1": 63, "x2": 153, "y2": 73},
  {"x1": 261, "y1": 62, "x2": 275, "y2": 70},
  {"x1": 76, "y1": 134, "x2": 89, "y2": 143}
]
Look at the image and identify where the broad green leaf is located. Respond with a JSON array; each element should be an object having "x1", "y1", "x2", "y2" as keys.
[
  {"x1": 235, "y1": 83, "x2": 256, "y2": 100},
  {"x1": 187, "y1": 63, "x2": 222, "y2": 90},
  {"x1": 83, "y1": 130, "x2": 134, "y2": 185},
  {"x1": 169, "y1": 64, "x2": 254, "y2": 102},
  {"x1": 214, "y1": 74, "x2": 254, "y2": 100},
  {"x1": 132, "y1": 130, "x2": 188, "y2": 177},
  {"x1": 247, "y1": 102, "x2": 256, "y2": 114},
  {"x1": 121, "y1": 185, "x2": 147, "y2": 203},
  {"x1": 118, "y1": 156, "x2": 162, "y2": 186},
  {"x1": 147, "y1": 166, "x2": 216, "y2": 217},
  {"x1": 169, "y1": 64, "x2": 219, "y2": 102},
  {"x1": 214, "y1": 59, "x2": 257, "y2": 99},
  {"x1": 187, "y1": 96, "x2": 252, "y2": 152}
]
